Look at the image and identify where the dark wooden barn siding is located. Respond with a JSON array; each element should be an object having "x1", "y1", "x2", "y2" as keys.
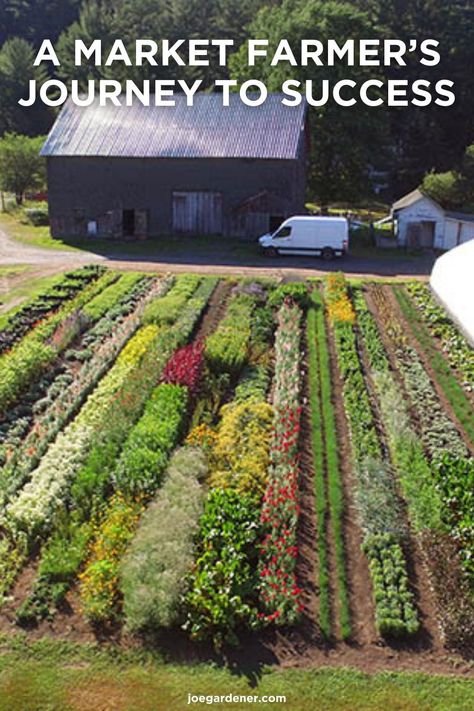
[{"x1": 47, "y1": 155, "x2": 306, "y2": 239}]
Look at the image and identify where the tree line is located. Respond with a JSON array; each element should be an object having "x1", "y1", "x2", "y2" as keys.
[{"x1": 0, "y1": 0, "x2": 473, "y2": 206}]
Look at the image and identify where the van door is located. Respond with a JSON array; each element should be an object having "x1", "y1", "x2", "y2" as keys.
[{"x1": 271, "y1": 224, "x2": 293, "y2": 251}]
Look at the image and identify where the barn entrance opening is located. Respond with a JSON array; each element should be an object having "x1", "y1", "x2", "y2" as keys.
[{"x1": 122, "y1": 209, "x2": 136, "y2": 237}]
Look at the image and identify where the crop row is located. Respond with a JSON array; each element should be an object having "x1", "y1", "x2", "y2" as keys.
[
  {"x1": 405, "y1": 283, "x2": 474, "y2": 393},
  {"x1": 81, "y1": 272, "x2": 146, "y2": 321},
  {"x1": 0, "y1": 269, "x2": 120, "y2": 416},
  {"x1": 325, "y1": 274, "x2": 418, "y2": 638},
  {"x1": 183, "y1": 287, "x2": 275, "y2": 648},
  {"x1": 194, "y1": 290, "x2": 273, "y2": 429},
  {"x1": 394, "y1": 286, "x2": 474, "y2": 447},
  {"x1": 307, "y1": 288, "x2": 350, "y2": 640},
  {"x1": 142, "y1": 273, "x2": 201, "y2": 325},
  {"x1": 259, "y1": 299, "x2": 303, "y2": 626},
  {"x1": 121, "y1": 445, "x2": 208, "y2": 632},
  {"x1": 205, "y1": 291, "x2": 255, "y2": 375},
  {"x1": 4, "y1": 323, "x2": 162, "y2": 537},
  {"x1": 371, "y1": 286, "x2": 468, "y2": 462},
  {"x1": 351, "y1": 288, "x2": 441, "y2": 535},
  {"x1": 13, "y1": 277, "x2": 216, "y2": 620},
  {"x1": 366, "y1": 285, "x2": 474, "y2": 647},
  {"x1": 79, "y1": 383, "x2": 190, "y2": 623},
  {"x1": 0, "y1": 278, "x2": 215, "y2": 608},
  {"x1": 0, "y1": 274, "x2": 154, "y2": 499},
  {"x1": 0, "y1": 265, "x2": 105, "y2": 354},
  {"x1": 86, "y1": 285, "x2": 271, "y2": 646}
]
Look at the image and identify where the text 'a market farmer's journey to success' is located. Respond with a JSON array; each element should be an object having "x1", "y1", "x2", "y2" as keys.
[{"x1": 21, "y1": 36, "x2": 456, "y2": 108}]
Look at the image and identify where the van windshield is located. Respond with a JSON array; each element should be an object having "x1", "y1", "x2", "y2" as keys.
[{"x1": 273, "y1": 226, "x2": 292, "y2": 238}]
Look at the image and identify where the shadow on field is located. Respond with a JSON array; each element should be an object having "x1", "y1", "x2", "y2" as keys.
[
  {"x1": 139, "y1": 628, "x2": 280, "y2": 687},
  {"x1": 62, "y1": 234, "x2": 436, "y2": 277}
]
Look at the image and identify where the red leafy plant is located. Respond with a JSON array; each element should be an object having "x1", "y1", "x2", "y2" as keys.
[{"x1": 161, "y1": 342, "x2": 204, "y2": 396}]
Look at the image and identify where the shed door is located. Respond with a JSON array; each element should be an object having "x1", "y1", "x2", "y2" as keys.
[
  {"x1": 406, "y1": 221, "x2": 435, "y2": 249},
  {"x1": 172, "y1": 192, "x2": 223, "y2": 235},
  {"x1": 419, "y1": 221, "x2": 435, "y2": 248}
]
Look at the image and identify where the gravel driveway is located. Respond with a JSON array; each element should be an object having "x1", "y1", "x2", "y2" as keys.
[
  {"x1": 0, "y1": 226, "x2": 434, "y2": 281},
  {"x1": 0, "y1": 227, "x2": 103, "y2": 267}
]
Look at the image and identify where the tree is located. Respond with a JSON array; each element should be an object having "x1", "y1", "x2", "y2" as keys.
[
  {"x1": 0, "y1": 0, "x2": 82, "y2": 47},
  {"x1": 230, "y1": 0, "x2": 389, "y2": 206},
  {"x1": 0, "y1": 37, "x2": 52, "y2": 137},
  {"x1": 422, "y1": 171, "x2": 463, "y2": 209},
  {"x1": 421, "y1": 143, "x2": 474, "y2": 209},
  {"x1": 359, "y1": 0, "x2": 474, "y2": 194},
  {"x1": 56, "y1": 0, "x2": 122, "y2": 86},
  {"x1": 55, "y1": 0, "x2": 279, "y2": 86},
  {"x1": 0, "y1": 133, "x2": 46, "y2": 204}
]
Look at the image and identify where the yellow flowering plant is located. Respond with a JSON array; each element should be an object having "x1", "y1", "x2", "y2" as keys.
[
  {"x1": 209, "y1": 400, "x2": 274, "y2": 495},
  {"x1": 79, "y1": 493, "x2": 143, "y2": 624}
]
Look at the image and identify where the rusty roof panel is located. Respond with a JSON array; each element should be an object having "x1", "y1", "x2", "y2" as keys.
[{"x1": 41, "y1": 94, "x2": 307, "y2": 160}]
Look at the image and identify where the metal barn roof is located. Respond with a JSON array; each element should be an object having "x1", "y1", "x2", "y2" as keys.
[{"x1": 41, "y1": 94, "x2": 307, "y2": 160}]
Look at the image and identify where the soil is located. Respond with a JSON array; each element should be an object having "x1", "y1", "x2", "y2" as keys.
[
  {"x1": 295, "y1": 347, "x2": 323, "y2": 646},
  {"x1": 193, "y1": 279, "x2": 233, "y2": 342}
]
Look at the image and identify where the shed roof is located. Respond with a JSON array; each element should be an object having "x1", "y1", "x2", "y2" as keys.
[
  {"x1": 392, "y1": 188, "x2": 432, "y2": 211},
  {"x1": 392, "y1": 189, "x2": 474, "y2": 223},
  {"x1": 41, "y1": 94, "x2": 307, "y2": 160},
  {"x1": 445, "y1": 210, "x2": 474, "y2": 223}
]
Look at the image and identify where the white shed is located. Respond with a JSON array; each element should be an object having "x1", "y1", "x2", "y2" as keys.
[
  {"x1": 391, "y1": 189, "x2": 474, "y2": 250},
  {"x1": 430, "y1": 239, "x2": 474, "y2": 346}
]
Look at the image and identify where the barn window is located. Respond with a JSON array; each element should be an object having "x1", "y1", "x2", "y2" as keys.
[{"x1": 122, "y1": 209, "x2": 135, "y2": 237}]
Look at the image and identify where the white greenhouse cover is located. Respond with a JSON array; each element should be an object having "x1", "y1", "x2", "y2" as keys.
[{"x1": 430, "y1": 239, "x2": 474, "y2": 346}]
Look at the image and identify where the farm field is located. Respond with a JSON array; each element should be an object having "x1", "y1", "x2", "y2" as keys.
[{"x1": 0, "y1": 267, "x2": 473, "y2": 708}]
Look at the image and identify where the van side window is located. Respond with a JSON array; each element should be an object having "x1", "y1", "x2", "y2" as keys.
[{"x1": 274, "y1": 226, "x2": 292, "y2": 238}]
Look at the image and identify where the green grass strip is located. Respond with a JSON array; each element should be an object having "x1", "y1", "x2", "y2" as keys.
[
  {"x1": 1, "y1": 636, "x2": 474, "y2": 711},
  {"x1": 310, "y1": 289, "x2": 351, "y2": 640},
  {"x1": 306, "y1": 299, "x2": 330, "y2": 638},
  {"x1": 394, "y1": 286, "x2": 474, "y2": 448}
]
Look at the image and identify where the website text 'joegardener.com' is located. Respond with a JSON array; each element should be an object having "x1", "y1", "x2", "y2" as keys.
[{"x1": 187, "y1": 693, "x2": 287, "y2": 705}]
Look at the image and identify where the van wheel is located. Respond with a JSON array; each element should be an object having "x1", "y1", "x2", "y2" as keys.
[
  {"x1": 322, "y1": 247, "x2": 335, "y2": 261},
  {"x1": 265, "y1": 247, "x2": 278, "y2": 257}
]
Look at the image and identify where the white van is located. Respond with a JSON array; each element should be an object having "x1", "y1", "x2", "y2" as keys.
[{"x1": 258, "y1": 216, "x2": 349, "y2": 260}]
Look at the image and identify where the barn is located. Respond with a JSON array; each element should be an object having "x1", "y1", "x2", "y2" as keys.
[
  {"x1": 391, "y1": 189, "x2": 474, "y2": 250},
  {"x1": 41, "y1": 94, "x2": 308, "y2": 240}
]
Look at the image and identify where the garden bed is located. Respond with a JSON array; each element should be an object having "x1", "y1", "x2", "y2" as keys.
[{"x1": 0, "y1": 269, "x2": 472, "y2": 674}]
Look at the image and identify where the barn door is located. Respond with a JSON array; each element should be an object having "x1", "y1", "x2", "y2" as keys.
[
  {"x1": 172, "y1": 192, "x2": 223, "y2": 235},
  {"x1": 135, "y1": 209, "x2": 149, "y2": 240}
]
